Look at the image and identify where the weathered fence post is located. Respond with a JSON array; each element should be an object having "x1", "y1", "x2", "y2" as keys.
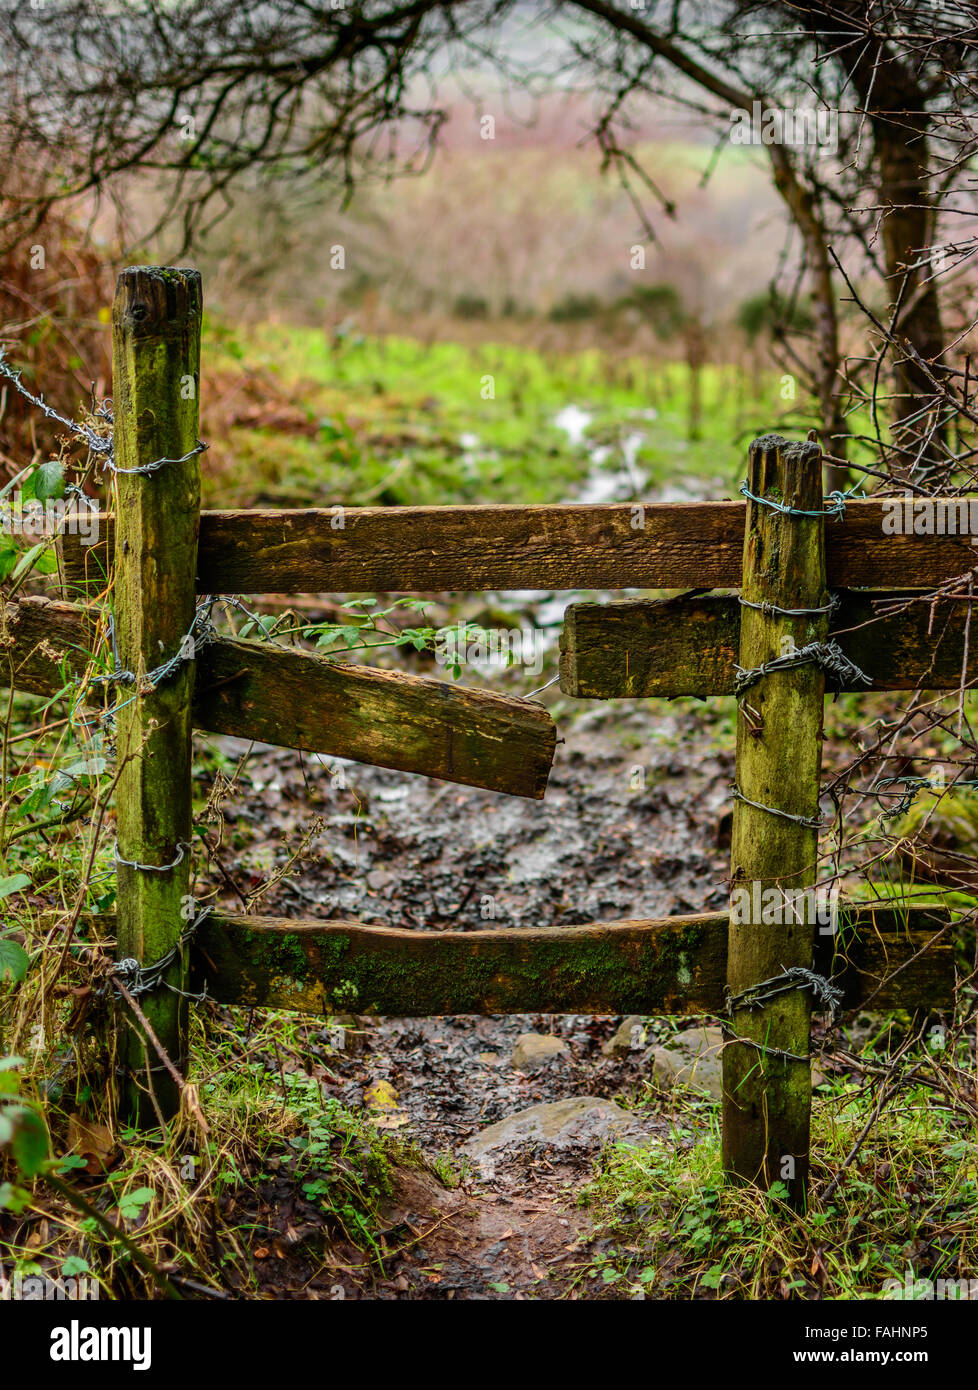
[
  {"x1": 722, "y1": 434, "x2": 827, "y2": 1208},
  {"x1": 112, "y1": 268, "x2": 202, "y2": 1124}
]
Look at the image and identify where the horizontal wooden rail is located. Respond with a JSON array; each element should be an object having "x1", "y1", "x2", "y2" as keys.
[
  {"x1": 181, "y1": 903, "x2": 953, "y2": 1016},
  {"x1": 561, "y1": 590, "x2": 978, "y2": 698},
  {"x1": 1, "y1": 597, "x2": 555, "y2": 797},
  {"x1": 73, "y1": 905, "x2": 956, "y2": 1016},
  {"x1": 60, "y1": 500, "x2": 978, "y2": 595}
]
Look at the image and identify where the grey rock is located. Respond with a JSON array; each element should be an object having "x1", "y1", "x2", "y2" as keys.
[
  {"x1": 647, "y1": 1024, "x2": 725, "y2": 1099},
  {"x1": 648, "y1": 1024, "x2": 828, "y2": 1097},
  {"x1": 509, "y1": 1032, "x2": 568, "y2": 1072},
  {"x1": 464, "y1": 1096, "x2": 646, "y2": 1158},
  {"x1": 602, "y1": 1015, "x2": 646, "y2": 1058}
]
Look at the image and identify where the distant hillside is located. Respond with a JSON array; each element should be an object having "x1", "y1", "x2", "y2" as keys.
[{"x1": 183, "y1": 96, "x2": 787, "y2": 333}]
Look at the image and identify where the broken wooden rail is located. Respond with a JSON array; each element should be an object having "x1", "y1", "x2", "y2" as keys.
[
  {"x1": 0, "y1": 595, "x2": 555, "y2": 799},
  {"x1": 185, "y1": 903, "x2": 953, "y2": 1018}
]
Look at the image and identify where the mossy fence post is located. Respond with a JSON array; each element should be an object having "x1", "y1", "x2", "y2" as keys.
[
  {"x1": 112, "y1": 267, "x2": 202, "y2": 1124},
  {"x1": 722, "y1": 434, "x2": 827, "y2": 1208}
]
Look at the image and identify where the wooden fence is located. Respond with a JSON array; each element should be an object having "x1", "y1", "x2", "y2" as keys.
[{"x1": 5, "y1": 266, "x2": 968, "y2": 1207}]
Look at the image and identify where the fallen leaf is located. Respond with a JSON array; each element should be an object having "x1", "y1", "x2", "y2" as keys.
[
  {"x1": 364, "y1": 1079, "x2": 399, "y2": 1110},
  {"x1": 67, "y1": 1114, "x2": 117, "y2": 1175},
  {"x1": 372, "y1": 1111, "x2": 411, "y2": 1130}
]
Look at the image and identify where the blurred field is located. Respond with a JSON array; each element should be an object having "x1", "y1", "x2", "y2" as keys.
[{"x1": 200, "y1": 318, "x2": 795, "y2": 510}]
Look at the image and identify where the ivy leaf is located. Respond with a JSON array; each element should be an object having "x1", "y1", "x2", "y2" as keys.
[
  {"x1": 0, "y1": 940, "x2": 29, "y2": 984},
  {"x1": 34, "y1": 460, "x2": 65, "y2": 502},
  {"x1": 62, "y1": 1256, "x2": 90, "y2": 1277}
]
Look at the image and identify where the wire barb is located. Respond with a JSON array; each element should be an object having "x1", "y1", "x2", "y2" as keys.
[
  {"x1": 738, "y1": 594, "x2": 841, "y2": 619},
  {"x1": 734, "y1": 640, "x2": 872, "y2": 695},
  {"x1": 739, "y1": 479, "x2": 863, "y2": 521},
  {"x1": 731, "y1": 783, "x2": 825, "y2": 829},
  {"x1": 728, "y1": 965, "x2": 844, "y2": 1019},
  {"x1": 98, "y1": 907, "x2": 212, "y2": 1003}
]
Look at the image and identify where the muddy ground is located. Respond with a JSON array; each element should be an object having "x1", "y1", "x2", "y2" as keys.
[{"x1": 200, "y1": 660, "x2": 739, "y2": 1299}]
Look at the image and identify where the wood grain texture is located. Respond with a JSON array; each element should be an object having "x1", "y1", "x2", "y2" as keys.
[
  {"x1": 112, "y1": 267, "x2": 202, "y2": 1121},
  {"x1": 0, "y1": 595, "x2": 96, "y2": 695},
  {"x1": 59, "y1": 498, "x2": 978, "y2": 597},
  {"x1": 0, "y1": 597, "x2": 555, "y2": 798},
  {"x1": 193, "y1": 634, "x2": 556, "y2": 798},
  {"x1": 181, "y1": 903, "x2": 954, "y2": 1017},
  {"x1": 723, "y1": 434, "x2": 826, "y2": 1203},
  {"x1": 561, "y1": 589, "x2": 978, "y2": 697}
]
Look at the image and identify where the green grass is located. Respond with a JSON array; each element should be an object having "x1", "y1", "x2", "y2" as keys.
[
  {"x1": 0, "y1": 1003, "x2": 441, "y2": 1297},
  {"x1": 201, "y1": 318, "x2": 813, "y2": 509},
  {"x1": 577, "y1": 1063, "x2": 978, "y2": 1300}
]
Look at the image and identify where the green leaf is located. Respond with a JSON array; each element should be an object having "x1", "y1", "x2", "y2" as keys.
[
  {"x1": 0, "y1": 547, "x2": 19, "y2": 582},
  {"x1": 62, "y1": 1255, "x2": 90, "y2": 1277},
  {"x1": 11, "y1": 542, "x2": 53, "y2": 582},
  {"x1": 118, "y1": 1186, "x2": 155, "y2": 1218},
  {"x1": 0, "y1": 1113, "x2": 12, "y2": 1144},
  {"x1": 0, "y1": 1056, "x2": 26, "y2": 1071},
  {"x1": 8, "y1": 1105, "x2": 49, "y2": 1176},
  {"x1": 34, "y1": 460, "x2": 65, "y2": 502},
  {"x1": 0, "y1": 875, "x2": 31, "y2": 902},
  {"x1": 0, "y1": 1182, "x2": 31, "y2": 1213},
  {"x1": 34, "y1": 548, "x2": 60, "y2": 575},
  {"x1": 52, "y1": 1154, "x2": 88, "y2": 1174},
  {"x1": 0, "y1": 940, "x2": 29, "y2": 983}
]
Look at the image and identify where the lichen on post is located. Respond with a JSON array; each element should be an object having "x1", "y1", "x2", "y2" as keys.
[
  {"x1": 722, "y1": 433, "x2": 828, "y2": 1208},
  {"x1": 112, "y1": 266, "x2": 202, "y2": 1124}
]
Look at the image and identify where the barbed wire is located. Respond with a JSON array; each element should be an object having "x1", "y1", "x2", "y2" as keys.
[{"x1": 734, "y1": 639, "x2": 872, "y2": 696}]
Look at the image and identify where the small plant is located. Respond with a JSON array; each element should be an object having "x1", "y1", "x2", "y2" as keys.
[{"x1": 0, "y1": 1056, "x2": 51, "y2": 1211}]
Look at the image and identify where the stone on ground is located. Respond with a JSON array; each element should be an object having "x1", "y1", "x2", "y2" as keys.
[
  {"x1": 464, "y1": 1096, "x2": 645, "y2": 1159},
  {"x1": 509, "y1": 1032, "x2": 568, "y2": 1072},
  {"x1": 602, "y1": 1015, "x2": 646, "y2": 1058},
  {"x1": 647, "y1": 1024, "x2": 725, "y2": 1099}
]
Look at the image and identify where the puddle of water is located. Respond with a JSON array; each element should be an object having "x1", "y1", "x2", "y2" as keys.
[
  {"x1": 576, "y1": 430, "x2": 648, "y2": 504},
  {"x1": 438, "y1": 408, "x2": 728, "y2": 687},
  {"x1": 553, "y1": 404, "x2": 593, "y2": 448}
]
